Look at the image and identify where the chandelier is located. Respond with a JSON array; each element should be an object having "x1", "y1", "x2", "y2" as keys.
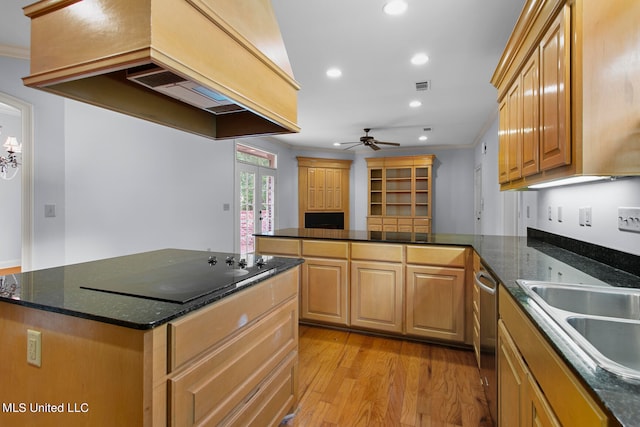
[{"x1": 0, "y1": 126, "x2": 21, "y2": 181}]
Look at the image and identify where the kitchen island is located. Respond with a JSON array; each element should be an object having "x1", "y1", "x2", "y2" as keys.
[
  {"x1": 0, "y1": 249, "x2": 303, "y2": 427},
  {"x1": 256, "y1": 228, "x2": 640, "y2": 426}
]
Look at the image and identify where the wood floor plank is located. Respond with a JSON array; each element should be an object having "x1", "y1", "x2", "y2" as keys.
[{"x1": 284, "y1": 325, "x2": 493, "y2": 427}]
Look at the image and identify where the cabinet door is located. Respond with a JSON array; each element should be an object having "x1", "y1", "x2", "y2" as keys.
[
  {"x1": 526, "y1": 374, "x2": 562, "y2": 427},
  {"x1": 539, "y1": 6, "x2": 570, "y2": 171},
  {"x1": 498, "y1": 98, "x2": 510, "y2": 184},
  {"x1": 507, "y1": 79, "x2": 523, "y2": 181},
  {"x1": 521, "y1": 52, "x2": 540, "y2": 177},
  {"x1": 307, "y1": 167, "x2": 325, "y2": 210},
  {"x1": 324, "y1": 168, "x2": 342, "y2": 210},
  {"x1": 301, "y1": 258, "x2": 349, "y2": 325},
  {"x1": 350, "y1": 261, "x2": 403, "y2": 333},
  {"x1": 498, "y1": 320, "x2": 527, "y2": 427},
  {"x1": 405, "y1": 265, "x2": 465, "y2": 342}
]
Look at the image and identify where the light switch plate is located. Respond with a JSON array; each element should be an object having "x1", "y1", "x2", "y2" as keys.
[
  {"x1": 618, "y1": 207, "x2": 640, "y2": 233},
  {"x1": 44, "y1": 204, "x2": 56, "y2": 218}
]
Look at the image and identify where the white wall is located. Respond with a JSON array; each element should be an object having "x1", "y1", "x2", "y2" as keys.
[
  {"x1": 474, "y1": 116, "x2": 522, "y2": 236},
  {"x1": 0, "y1": 56, "x2": 66, "y2": 270},
  {"x1": 64, "y1": 100, "x2": 241, "y2": 264},
  {"x1": 533, "y1": 177, "x2": 640, "y2": 256}
]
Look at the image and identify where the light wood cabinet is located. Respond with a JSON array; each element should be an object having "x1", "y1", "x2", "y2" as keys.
[
  {"x1": 472, "y1": 252, "x2": 481, "y2": 367},
  {"x1": 405, "y1": 265, "x2": 465, "y2": 342},
  {"x1": 366, "y1": 155, "x2": 435, "y2": 233},
  {"x1": 297, "y1": 157, "x2": 352, "y2": 228},
  {"x1": 492, "y1": 0, "x2": 640, "y2": 189},
  {"x1": 538, "y1": 7, "x2": 571, "y2": 172},
  {"x1": 405, "y1": 245, "x2": 468, "y2": 343},
  {"x1": 350, "y1": 261, "x2": 403, "y2": 333},
  {"x1": 300, "y1": 240, "x2": 349, "y2": 326},
  {"x1": 496, "y1": 4, "x2": 569, "y2": 185},
  {"x1": 166, "y1": 267, "x2": 301, "y2": 427},
  {"x1": 257, "y1": 237, "x2": 473, "y2": 345},
  {"x1": 0, "y1": 266, "x2": 300, "y2": 427},
  {"x1": 498, "y1": 321, "x2": 562, "y2": 427},
  {"x1": 499, "y1": 286, "x2": 609, "y2": 426}
]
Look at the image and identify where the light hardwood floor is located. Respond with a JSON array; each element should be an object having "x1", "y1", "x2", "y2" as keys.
[{"x1": 284, "y1": 325, "x2": 493, "y2": 427}]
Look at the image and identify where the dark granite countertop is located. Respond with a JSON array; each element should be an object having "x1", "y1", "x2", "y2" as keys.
[
  {"x1": 257, "y1": 228, "x2": 640, "y2": 426},
  {"x1": 0, "y1": 249, "x2": 303, "y2": 331}
]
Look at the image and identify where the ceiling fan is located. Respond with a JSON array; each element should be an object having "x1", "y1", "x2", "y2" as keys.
[{"x1": 337, "y1": 128, "x2": 401, "y2": 151}]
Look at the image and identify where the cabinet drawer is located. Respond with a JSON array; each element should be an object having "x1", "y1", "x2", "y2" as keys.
[
  {"x1": 169, "y1": 298, "x2": 298, "y2": 426},
  {"x1": 351, "y1": 243, "x2": 403, "y2": 263},
  {"x1": 382, "y1": 218, "x2": 398, "y2": 225},
  {"x1": 223, "y1": 352, "x2": 297, "y2": 427},
  {"x1": 397, "y1": 218, "x2": 413, "y2": 226},
  {"x1": 256, "y1": 238, "x2": 301, "y2": 256},
  {"x1": 168, "y1": 268, "x2": 298, "y2": 370},
  {"x1": 413, "y1": 218, "x2": 430, "y2": 227},
  {"x1": 302, "y1": 240, "x2": 349, "y2": 259},
  {"x1": 406, "y1": 246, "x2": 467, "y2": 267},
  {"x1": 367, "y1": 217, "x2": 382, "y2": 225}
]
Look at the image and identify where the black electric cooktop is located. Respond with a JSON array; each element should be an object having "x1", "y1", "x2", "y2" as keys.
[{"x1": 80, "y1": 254, "x2": 282, "y2": 304}]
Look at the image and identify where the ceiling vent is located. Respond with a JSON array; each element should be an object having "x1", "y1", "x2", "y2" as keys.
[
  {"x1": 423, "y1": 127, "x2": 432, "y2": 132},
  {"x1": 415, "y1": 81, "x2": 432, "y2": 91}
]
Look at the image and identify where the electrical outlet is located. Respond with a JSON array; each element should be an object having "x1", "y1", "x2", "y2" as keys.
[
  {"x1": 584, "y1": 207, "x2": 592, "y2": 226},
  {"x1": 618, "y1": 207, "x2": 640, "y2": 233},
  {"x1": 27, "y1": 329, "x2": 41, "y2": 367},
  {"x1": 548, "y1": 206, "x2": 552, "y2": 221}
]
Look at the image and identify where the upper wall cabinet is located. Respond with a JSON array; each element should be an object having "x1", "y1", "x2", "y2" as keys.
[{"x1": 491, "y1": 0, "x2": 640, "y2": 190}]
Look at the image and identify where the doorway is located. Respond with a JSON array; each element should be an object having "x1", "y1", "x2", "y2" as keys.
[
  {"x1": 474, "y1": 164, "x2": 483, "y2": 234},
  {"x1": 235, "y1": 144, "x2": 277, "y2": 255},
  {"x1": 0, "y1": 92, "x2": 33, "y2": 272}
]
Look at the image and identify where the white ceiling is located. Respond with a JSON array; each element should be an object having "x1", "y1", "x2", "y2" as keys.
[{"x1": 0, "y1": 0, "x2": 526, "y2": 152}]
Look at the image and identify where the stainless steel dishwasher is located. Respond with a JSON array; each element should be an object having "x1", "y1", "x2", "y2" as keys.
[{"x1": 475, "y1": 263, "x2": 498, "y2": 424}]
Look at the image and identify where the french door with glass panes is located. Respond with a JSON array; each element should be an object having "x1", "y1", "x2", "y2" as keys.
[{"x1": 236, "y1": 163, "x2": 276, "y2": 255}]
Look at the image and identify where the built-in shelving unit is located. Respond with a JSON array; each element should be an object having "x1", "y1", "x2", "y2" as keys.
[{"x1": 366, "y1": 155, "x2": 435, "y2": 233}]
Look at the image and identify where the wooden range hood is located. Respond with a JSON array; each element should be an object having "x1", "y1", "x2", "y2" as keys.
[{"x1": 22, "y1": 0, "x2": 300, "y2": 139}]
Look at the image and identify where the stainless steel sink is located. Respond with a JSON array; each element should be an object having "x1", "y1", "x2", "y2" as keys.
[
  {"x1": 528, "y1": 284, "x2": 640, "y2": 320},
  {"x1": 517, "y1": 280, "x2": 640, "y2": 380},
  {"x1": 567, "y1": 317, "x2": 640, "y2": 376}
]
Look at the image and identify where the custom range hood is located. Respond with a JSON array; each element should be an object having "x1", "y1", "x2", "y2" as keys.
[{"x1": 22, "y1": 0, "x2": 300, "y2": 139}]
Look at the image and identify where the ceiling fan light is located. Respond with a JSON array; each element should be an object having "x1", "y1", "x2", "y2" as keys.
[
  {"x1": 411, "y1": 53, "x2": 429, "y2": 65},
  {"x1": 333, "y1": 142, "x2": 341, "y2": 146},
  {"x1": 383, "y1": 0, "x2": 408, "y2": 15}
]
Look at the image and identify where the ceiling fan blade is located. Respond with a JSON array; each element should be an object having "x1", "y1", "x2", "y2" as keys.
[
  {"x1": 341, "y1": 143, "x2": 361, "y2": 150},
  {"x1": 374, "y1": 141, "x2": 401, "y2": 146},
  {"x1": 369, "y1": 143, "x2": 381, "y2": 151}
]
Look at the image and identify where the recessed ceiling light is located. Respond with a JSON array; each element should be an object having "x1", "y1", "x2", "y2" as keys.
[
  {"x1": 326, "y1": 67, "x2": 342, "y2": 78},
  {"x1": 333, "y1": 142, "x2": 341, "y2": 146},
  {"x1": 383, "y1": 0, "x2": 408, "y2": 15},
  {"x1": 409, "y1": 100, "x2": 422, "y2": 108},
  {"x1": 411, "y1": 53, "x2": 429, "y2": 65},
  {"x1": 419, "y1": 135, "x2": 428, "y2": 141}
]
